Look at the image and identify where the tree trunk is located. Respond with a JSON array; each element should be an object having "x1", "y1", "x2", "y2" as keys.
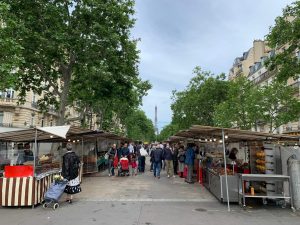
[{"x1": 57, "y1": 71, "x2": 72, "y2": 125}]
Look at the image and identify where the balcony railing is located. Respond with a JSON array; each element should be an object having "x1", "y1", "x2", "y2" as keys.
[{"x1": 252, "y1": 70, "x2": 273, "y2": 85}]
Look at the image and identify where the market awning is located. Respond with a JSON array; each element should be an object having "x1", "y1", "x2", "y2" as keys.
[
  {"x1": 0, "y1": 125, "x2": 93, "y2": 142},
  {"x1": 169, "y1": 125, "x2": 300, "y2": 142},
  {"x1": 0, "y1": 126, "x2": 130, "y2": 143}
]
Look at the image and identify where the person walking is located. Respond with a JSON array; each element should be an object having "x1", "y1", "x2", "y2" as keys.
[
  {"x1": 139, "y1": 145, "x2": 148, "y2": 172},
  {"x1": 185, "y1": 143, "x2": 195, "y2": 184},
  {"x1": 107, "y1": 144, "x2": 117, "y2": 176},
  {"x1": 177, "y1": 145, "x2": 186, "y2": 178},
  {"x1": 164, "y1": 143, "x2": 175, "y2": 178},
  {"x1": 62, "y1": 143, "x2": 82, "y2": 203},
  {"x1": 153, "y1": 144, "x2": 163, "y2": 179},
  {"x1": 150, "y1": 144, "x2": 155, "y2": 172}
]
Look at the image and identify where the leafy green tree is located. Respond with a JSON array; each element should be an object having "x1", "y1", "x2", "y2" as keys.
[
  {"x1": 260, "y1": 81, "x2": 300, "y2": 132},
  {"x1": 124, "y1": 109, "x2": 155, "y2": 142},
  {"x1": 0, "y1": 0, "x2": 150, "y2": 125},
  {"x1": 213, "y1": 77, "x2": 263, "y2": 130},
  {"x1": 157, "y1": 123, "x2": 179, "y2": 142},
  {"x1": 266, "y1": 1, "x2": 300, "y2": 81},
  {"x1": 0, "y1": 3, "x2": 24, "y2": 90},
  {"x1": 171, "y1": 67, "x2": 229, "y2": 130}
]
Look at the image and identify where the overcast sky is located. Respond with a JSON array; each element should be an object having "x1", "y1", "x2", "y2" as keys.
[{"x1": 132, "y1": 0, "x2": 294, "y2": 131}]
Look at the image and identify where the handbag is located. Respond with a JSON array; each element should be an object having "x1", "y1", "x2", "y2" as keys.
[{"x1": 104, "y1": 153, "x2": 109, "y2": 160}]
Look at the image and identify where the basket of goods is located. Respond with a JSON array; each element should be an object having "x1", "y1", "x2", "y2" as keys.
[
  {"x1": 39, "y1": 154, "x2": 52, "y2": 164},
  {"x1": 53, "y1": 175, "x2": 64, "y2": 184}
]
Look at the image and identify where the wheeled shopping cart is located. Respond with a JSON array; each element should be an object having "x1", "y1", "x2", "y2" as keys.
[{"x1": 43, "y1": 180, "x2": 68, "y2": 210}]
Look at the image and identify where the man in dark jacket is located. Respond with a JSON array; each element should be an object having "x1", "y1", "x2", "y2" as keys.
[
  {"x1": 121, "y1": 143, "x2": 130, "y2": 158},
  {"x1": 185, "y1": 143, "x2": 196, "y2": 183},
  {"x1": 152, "y1": 144, "x2": 163, "y2": 179},
  {"x1": 163, "y1": 143, "x2": 174, "y2": 178}
]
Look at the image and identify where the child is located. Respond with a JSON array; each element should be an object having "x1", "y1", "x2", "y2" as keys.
[{"x1": 131, "y1": 153, "x2": 137, "y2": 176}]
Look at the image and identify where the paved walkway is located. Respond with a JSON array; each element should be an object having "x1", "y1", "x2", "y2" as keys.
[{"x1": 1, "y1": 160, "x2": 300, "y2": 225}]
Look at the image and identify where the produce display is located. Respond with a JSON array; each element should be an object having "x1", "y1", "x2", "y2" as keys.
[
  {"x1": 255, "y1": 150, "x2": 266, "y2": 173},
  {"x1": 210, "y1": 167, "x2": 234, "y2": 175}
]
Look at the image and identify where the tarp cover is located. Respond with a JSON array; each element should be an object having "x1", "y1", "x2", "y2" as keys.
[{"x1": 37, "y1": 125, "x2": 70, "y2": 139}]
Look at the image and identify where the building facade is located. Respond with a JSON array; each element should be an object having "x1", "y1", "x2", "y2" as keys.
[
  {"x1": 229, "y1": 41, "x2": 300, "y2": 134},
  {"x1": 0, "y1": 89, "x2": 99, "y2": 129}
]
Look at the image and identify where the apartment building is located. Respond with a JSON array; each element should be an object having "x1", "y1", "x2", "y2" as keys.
[
  {"x1": 0, "y1": 89, "x2": 99, "y2": 129},
  {"x1": 229, "y1": 40, "x2": 270, "y2": 80},
  {"x1": 229, "y1": 41, "x2": 300, "y2": 134}
]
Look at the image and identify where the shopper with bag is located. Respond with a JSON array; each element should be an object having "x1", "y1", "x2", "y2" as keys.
[{"x1": 62, "y1": 143, "x2": 81, "y2": 204}]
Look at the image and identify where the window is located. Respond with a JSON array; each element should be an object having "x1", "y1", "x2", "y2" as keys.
[
  {"x1": 30, "y1": 114, "x2": 35, "y2": 127},
  {"x1": 0, "y1": 112, "x2": 3, "y2": 124}
]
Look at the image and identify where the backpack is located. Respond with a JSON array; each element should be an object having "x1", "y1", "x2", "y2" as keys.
[{"x1": 178, "y1": 154, "x2": 186, "y2": 163}]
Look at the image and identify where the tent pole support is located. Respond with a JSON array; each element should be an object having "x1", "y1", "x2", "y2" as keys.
[
  {"x1": 222, "y1": 129, "x2": 230, "y2": 212},
  {"x1": 34, "y1": 129, "x2": 38, "y2": 176}
]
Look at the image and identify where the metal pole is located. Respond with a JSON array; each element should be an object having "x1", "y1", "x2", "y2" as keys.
[
  {"x1": 34, "y1": 129, "x2": 38, "y2": 176},
  {"x1": 222, "y1": 129, "x2": 230, "y2": 212}
]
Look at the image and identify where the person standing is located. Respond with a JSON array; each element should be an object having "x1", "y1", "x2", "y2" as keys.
[
  {"x1": 107, "y1": 144, "x2": 117, "y2": 176},
  {"x1": 62, "y1": 143, "x2": 81, "y2": 203},
  {"x1": 164, "y1": 143, "x2": 174, "y2": 178},
  {"x1": 185, "y1": 143, "x2": 195, "y2": 184},
  {"x1": 177, "y1": 145, "x2": 186, "y2": 178},
  {"x1": 128, "y1": 142, "x2": 134, "y2": 154},
  {"x1": 121, "y1": 143, "x2": 130, "y2": 158},
  {"x1": 173, "y1": 144, "x2": 179, "y2": 176},
  {"x1": 153, "y1": 144, "x2": 163, "y2": 179}
]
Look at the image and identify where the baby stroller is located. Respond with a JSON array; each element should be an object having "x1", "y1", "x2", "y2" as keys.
[
  {"x1": 43, "y1": 179, "x2": 68, "y2": 210},
  {"x1": 118, "y1": 157, "x2": 129, "y2": 176}
]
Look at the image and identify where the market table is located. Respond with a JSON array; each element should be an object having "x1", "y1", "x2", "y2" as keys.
[{"x1": 238, "y1": 174, "x2": 295, "y2": 211}]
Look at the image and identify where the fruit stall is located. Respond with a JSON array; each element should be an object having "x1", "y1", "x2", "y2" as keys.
[{"x1": 169, "y1": 125, "x2": 299, "y2": 211}]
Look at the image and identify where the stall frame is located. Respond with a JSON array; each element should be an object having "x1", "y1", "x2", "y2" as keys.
[{"x1": 169, "y1": 125, "x2": 299, "y2": 212}]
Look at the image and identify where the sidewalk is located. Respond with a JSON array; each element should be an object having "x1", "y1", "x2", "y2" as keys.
[{"x1": 0, "y1": 161, "x2": 299, "y2": 225}]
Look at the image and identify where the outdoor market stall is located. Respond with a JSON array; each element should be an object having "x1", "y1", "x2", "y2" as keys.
[
  {"x1": 65, "y1": 131, "x2": 130, "y2": 174},
  {"x1": 0, "y1": 125, "x2": 92, "y2": 207},
  {"x1": 169, "y1": 125, "x2": 299, "y2": 211}
]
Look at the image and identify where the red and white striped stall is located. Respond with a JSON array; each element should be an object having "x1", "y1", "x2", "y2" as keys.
[{"x1": 0, "y1": 171, "x2": 59, "y2": 207}]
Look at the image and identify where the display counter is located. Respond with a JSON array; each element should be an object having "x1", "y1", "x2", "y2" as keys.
[
  {"x1": 203, "y1": 168, "x2": 239, "y2": 203},
  {"x1": 0, "y1": 169, "x2": 60, "y2": 207}
]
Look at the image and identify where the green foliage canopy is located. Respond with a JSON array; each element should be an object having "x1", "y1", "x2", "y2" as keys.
[
  {"x1": 0, "y1": 0, "x2": 150, "y2": 125},
  {"x1": 171, "y1": 67, "x2": 229, "y2": 130},
  {"x1": 266, "y1": 1, "x2": 300, "y2": 81}
]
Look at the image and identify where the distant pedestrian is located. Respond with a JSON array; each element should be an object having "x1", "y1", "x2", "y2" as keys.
[
  {"x1": 161, "y1": 143, "x2": 166, "y2": 170},
  {"x1": 150, "y1": 145, "x2": 155, "y2": 172},
  {"x1": 185, "y1": 143, "x2": 195, "y2": 184},
  {"x1": 62, "y1": 143, "x2": 81, "y2": 203},
  {"x1": 173, "y1": 144, "x2": 179, "y2": 175},
  {"x1": 107, "y1": 144, "x2": 117, "y2": 176},
  {"x1": 121, "y1": 143, "x2": 130, "y2": 158},
  {"x1": 130, "y1": 153, "x2": 138, "y2": 176},
  {"x1": 163, "y1": 143, "x2": 175, "y2": 178},
  {"x1": 153, "y1": 144, "x2": 163, "y2": 179},
  {"x1": 177, "y1": 145, "x2": 185, "y2": 178}
]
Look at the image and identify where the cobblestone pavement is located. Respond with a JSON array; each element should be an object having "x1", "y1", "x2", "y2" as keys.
[{"x1": 1, "y1": 160, "x2": 299, "y2": 225}]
